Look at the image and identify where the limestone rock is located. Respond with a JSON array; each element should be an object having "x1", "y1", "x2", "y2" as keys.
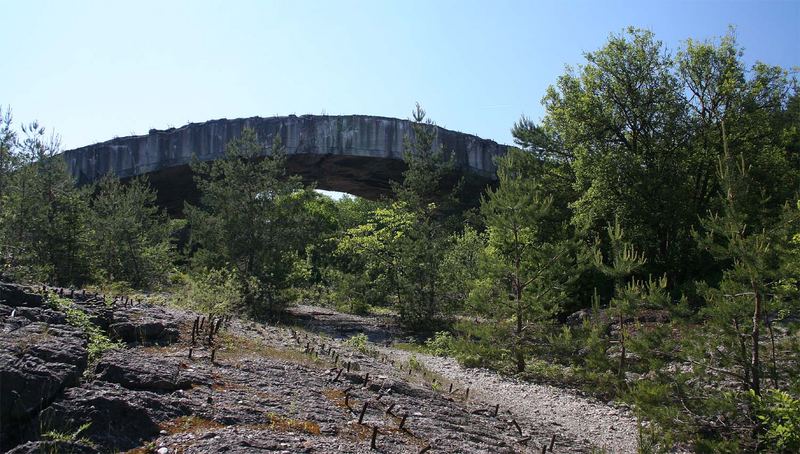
[
  {"x1": 7, "y1": 440, "x2": 98, "y2": 454},
  {"x1": 95, "y1": 349, "x2": 207, "y2": 392},
  {"x1": 36, "y1": 381, "x2": 191, "y2": 452},
  {"x1": 0, "y1": 321, "x2": 88, "y2": 449}
]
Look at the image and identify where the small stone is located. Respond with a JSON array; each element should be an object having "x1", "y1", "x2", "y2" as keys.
[
  {"x1": 160, "y1": 429, "x2": 168, "y2": 435},
  {"x1": 157, "y1": 447, "x2": 169, "y2": 454}
]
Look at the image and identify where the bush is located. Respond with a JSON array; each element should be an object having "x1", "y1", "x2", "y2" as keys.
[
  {"x1": 450, "y1": 320, "x2": 511, "y2": 370},
  {"x1": 173, "y1": 268, "x2": 245, "y2": 316},
  {"x1": 344, "y1": 333, "x2": 371, "y2": 354},
  {"x1": 425, "y1": 331, "x2": 455, "y2": 357},
  {"x1": 407, "y1": 354, "x2": 422, "y2": 371}
]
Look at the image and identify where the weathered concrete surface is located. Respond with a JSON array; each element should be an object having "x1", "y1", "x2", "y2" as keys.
[{"x1": 62, "y1": 115, "x2": 508, "y2": 212}]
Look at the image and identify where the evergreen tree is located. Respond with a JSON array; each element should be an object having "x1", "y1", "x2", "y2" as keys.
[
  {"x1": 0, "y1": 107, "x2": 17, "y2": 204},
  {"x1": 593, "y1": 219, "x2": 671, "y2": 377},
  {"x1": 0, "y1": 107, "x2": 17, "y2": 276},
  {"x1": 695, "y1": 155, "x2": 800, "y2": 397},
  {"x1": 340, "y1": 103, "x2": 465, "y2": 329},
  {"x1": 186, "y1": 127, "x2": 303, "y2": 316},
  {"x1": 90, "y1": 175, "x2": 175, "y2": 288},
  {"x1": 0, "y1": 121, "x2": 91, "y2": 285},
  {"x1": 478, "y1": 148, "x2": 578, "y2": 372}
]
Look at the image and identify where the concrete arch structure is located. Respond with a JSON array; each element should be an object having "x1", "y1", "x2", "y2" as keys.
[{"x1": 62, "y1": 115, "x2": 508, "y2": 212}]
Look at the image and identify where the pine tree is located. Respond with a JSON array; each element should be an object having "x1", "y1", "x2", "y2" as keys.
[
  {"x1": 186, "y1": 127, "x2": 303, "y2": 316},
  {"x1": 90, "y1": 175, "x2": 174, "y2": 288},
  {"x1": 696, "y1": 155, "x2": 800, "y2": 397},
  {"x1": 480, "y1": 148, "x2": 577, "y2": 372},
  {"x1": 1, "y1": 121, "x2": 91, "y2": 285},
  {"x1": 592, "y1": 219, "x2": 651, "y2": 377}
]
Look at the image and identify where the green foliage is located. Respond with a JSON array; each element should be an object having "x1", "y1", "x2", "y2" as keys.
[
  {"x1": 450, "y1": 320, "x2": 512, "y2": 370},
  {"x1": 90, "y1": 175, "x2": 175, "y2": 289},
  {"x1": 186, "y1": 128, "x2": 306, "y2": 317},
  {"x1": 393, "y1": 103, "x2": 461, "y2": 215},
  {"x1": 339, "y1": 104, "x2": 466, "y2": 329},
  {"x1": 544, "y1": 27, "x2": 693, "y2": 281},
  {"x1": 540, "y1": 26, "x2": 798, "y2": 290},
  {"x1": 0, "y1": 120, "x2": 91, "y2": 285},
  {"x1": 318, "y1": 267, "x2": 379, "y2": 315},
  {"x1": 0, "y1": 112, "x2": 179, "y2": 291},
  {"x1": 693, "y1": 155, "x2": 800, "y2": 398},
  {"x1": 406, "y1": 354, "x2": 422, "y2": 371},
  {"x1": 337, "y1": 197, "x2": 456, "y2": 329},
  {"x1": 0, "y1": 107, "x2": 17, "y2": 209},
  {"x1": 439, "y1": 226, "x2": 485, "y2": 312},
  {"x1": 172, "y1": 268, "x2": 246, "y2": 315},
  {"x1": 344, "y1": 332, "x2": 370, "y2": 354},
  {"x1": 42, "y1": 421, "x2": 93, "y2": 446},
  {"x1": 752, "y1": 389, "x2": 800, "y2": 452},
  {"x1": 48, "y1": 295, "x2": 121, "y2": 362},
  {"x1": 424, "y1": 331, "x2": 455, "y2": 357},
  {"x1": 477, "y1": 147, "x2": 580, "y2": 372}
]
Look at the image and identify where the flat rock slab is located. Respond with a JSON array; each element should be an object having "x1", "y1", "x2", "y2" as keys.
[
  {"x1": 109, "y1": 304, "x2": 182, "y2": 345},
  {"x1": 95, "y1": 349, "x2": 210, "y2": 391}
]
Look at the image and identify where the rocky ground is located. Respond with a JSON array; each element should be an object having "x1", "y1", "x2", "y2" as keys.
[
  {"x1": 287, "y1": 305, "x2": 640, "y2": 453},
  {"x1": 1, "y1": 284, "x2": 638, "y2": 453}
]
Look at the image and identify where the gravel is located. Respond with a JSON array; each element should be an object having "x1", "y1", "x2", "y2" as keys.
[
  {"x1": 289, "y1": 305, "x2": 641, "y2": 453},
  {"x1": 383, "y1": 348, "x2": 640, "y2": 453}
]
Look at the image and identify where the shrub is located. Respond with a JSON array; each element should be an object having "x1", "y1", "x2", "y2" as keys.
[
  {"x1": 172, "y1": 268, "x2": 245, "y2": 316},
  {"x1": 450, "y1": 320, "x2": 511, "y2": 371},
  {"x1": 425, "y1": 331, "x2": 455, "y2": 357},
  {"x1": 344, "y1": 333, "x2": 370, "y2": 354},
  {"x1": 42, "y1": 421, "x2": 92, "y2": 445}
]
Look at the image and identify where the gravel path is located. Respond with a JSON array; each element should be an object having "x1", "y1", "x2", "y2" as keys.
[
  {"x1": 383, "y1": 348, "x2": 640, "y2": 453},
  {"x1": 288, "y1": 305, "x2": 641, "y2": 453}
]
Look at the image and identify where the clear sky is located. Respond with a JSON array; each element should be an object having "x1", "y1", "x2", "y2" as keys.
[{"x1": 1, "y1": 0, "x2": 798, "y2": 150}]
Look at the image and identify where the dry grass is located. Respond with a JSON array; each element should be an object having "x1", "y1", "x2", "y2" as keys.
[
  {"x1": 214, "y1": 331, "x2": 327, "y2": 368},
  {"x1": 255, "y1": 412, "x2": 321, "y2": 435},
  {"x1": 159, "y1": 416, "x2": 225, "y2": 435}
]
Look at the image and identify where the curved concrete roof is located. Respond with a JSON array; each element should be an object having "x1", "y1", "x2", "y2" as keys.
[{"x1": 62, "y1": 115, "x2": 508, "y2": 211}]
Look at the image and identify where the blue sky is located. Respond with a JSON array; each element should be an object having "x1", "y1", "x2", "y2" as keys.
[{"x1": 1, "y1": 0, "x2": 798, "y2": 150}]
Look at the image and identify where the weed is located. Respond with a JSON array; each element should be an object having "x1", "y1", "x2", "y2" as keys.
[
  {"x1": 263, "y1": 412, "x2": 321, "y2": 435},
  {"x1": 41, "y1": 421, "x2": 94, "y2": 447},
  {"x1": 160, "y1": 416, "x2": 224, "y2": 434},
  {"x1": 407, "y1": 354, "x2": 422, "y2": 371}
]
